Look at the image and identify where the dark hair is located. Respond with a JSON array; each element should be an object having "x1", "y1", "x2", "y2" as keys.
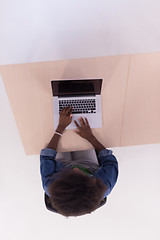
[{"x1": 48, "y1": 168, "x2": 107, "y2": 217}]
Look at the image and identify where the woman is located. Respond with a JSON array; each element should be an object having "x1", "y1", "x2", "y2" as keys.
[{"x1": 40, "y1": 106, "x2": 118, "y2": 217}]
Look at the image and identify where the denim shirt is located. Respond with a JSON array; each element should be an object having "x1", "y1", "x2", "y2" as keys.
[{"x1": 40, "y1": 148, "x2": 118, "y2": 198}]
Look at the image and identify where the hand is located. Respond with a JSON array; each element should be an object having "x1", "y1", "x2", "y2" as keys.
[
  {"x1": 74, "y1": 117, "x2": 94, "y2": 140},
  {"x1": 58, "y1": 106, "x2": 73, "y2": 130}
]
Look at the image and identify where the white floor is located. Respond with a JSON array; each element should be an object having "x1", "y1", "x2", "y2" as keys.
[{"x1": 0, "y1": 76, "x2": 160, "y2": 240}]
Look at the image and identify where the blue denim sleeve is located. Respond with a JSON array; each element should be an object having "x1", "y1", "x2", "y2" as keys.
[
  {"x1": 40, "y1": 148, "x2": 64, "y2": 194},
  {"x1": 94, "y1": 149, "x2": 118, "y2": 197}
]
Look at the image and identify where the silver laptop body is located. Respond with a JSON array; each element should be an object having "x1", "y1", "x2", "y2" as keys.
[{"x1": 51, "y1": 79, "x2": 103, "y2": 129}]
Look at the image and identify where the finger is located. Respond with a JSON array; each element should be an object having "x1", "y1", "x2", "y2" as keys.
[
  {"x1": 79, "y1": 117, "x2": 85, "y2": 127},
  {"x1": 70, "y1": 106, "x2": 73, "y2": 112},
  {"x1": 70, "y1": 114, "x2": 73, "y2": 120},
  {"x1": 74, "y1": 120, "x2": 81, "y2": 129},
  {"x1": 68, "y1": 106, "x2": 73, "y2": 116},
  {"x1": 63, "y1": 106, "x2": 70, "y2": 113},
  {"x1": 85, "y1": 117, "x2": 90, "y2": 127},
  {"x1": 60, "y1": 108, "x2": 64, "y2": 116},
  {"x1": 65, "y1": 106, "x2": 72, "y2": 115},
  {"x1": 60, "y1": 106, "x2": 68, "y2": 114}
]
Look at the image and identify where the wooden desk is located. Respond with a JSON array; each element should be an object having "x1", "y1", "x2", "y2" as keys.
[{"x1": 0, "y1": 52, "x2": 160, "y2": 155}]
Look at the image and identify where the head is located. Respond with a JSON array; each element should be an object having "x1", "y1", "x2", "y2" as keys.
[{"x1": 48, "y1": 168, "x2": 107, "y2": 217}]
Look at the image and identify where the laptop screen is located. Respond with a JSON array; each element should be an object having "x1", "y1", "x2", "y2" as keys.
[{"x1": 51, "y1": 79, "x2": 102, "y2": 97}]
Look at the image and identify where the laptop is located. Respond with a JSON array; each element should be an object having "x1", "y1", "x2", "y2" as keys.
[{"x1": 51, "y1": 79, "x2": 103, "y2": 129}]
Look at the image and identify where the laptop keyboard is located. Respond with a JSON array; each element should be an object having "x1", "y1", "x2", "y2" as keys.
[{"x1": 59, "y1": 99, "x2": 96, "y2": 114}]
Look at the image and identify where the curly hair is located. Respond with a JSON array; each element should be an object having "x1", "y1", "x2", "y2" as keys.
[{"x1": 48, "y1": 168, "x2": 107, "y2": 217}]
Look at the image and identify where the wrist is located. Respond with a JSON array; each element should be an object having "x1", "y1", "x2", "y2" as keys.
[
  {"x1": 86, "y1": 134, "x2": 95, "y2": 142},
  {"x1": 87, "y1": 135, "x2": 105, "y2": 152},
  {"x1": 56, "y1": 125, "x2": 65, "y2": 134}
]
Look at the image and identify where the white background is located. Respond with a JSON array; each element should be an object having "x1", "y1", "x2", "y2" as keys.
[
  {"x1": 0, "y1": 1, "x2": 160, "y2": 239},
  {"x1": 1, "y1": 0, "x2": 160, "y2": 65}
]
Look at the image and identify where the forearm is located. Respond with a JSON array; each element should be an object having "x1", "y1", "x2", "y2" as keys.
[
  {"x1": 47, "y1": 125, "x2": 65, "y2": 150},
  {"x1": 87, "y1": 135, "x2": 105, "y2": 153}
]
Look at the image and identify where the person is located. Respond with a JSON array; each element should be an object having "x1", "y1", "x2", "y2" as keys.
[{"x1": 40, "y1": 106, "x2": 118, "y2": 217}]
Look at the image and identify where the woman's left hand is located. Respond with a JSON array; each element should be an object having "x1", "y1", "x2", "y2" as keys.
[{"x1": 58, "y1": 106, "x2": 73, "y2": 130}]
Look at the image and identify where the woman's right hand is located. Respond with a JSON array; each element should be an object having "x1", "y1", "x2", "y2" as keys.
[{"x1": 74, "y1": 117, "x2": 94, "y2": 140}]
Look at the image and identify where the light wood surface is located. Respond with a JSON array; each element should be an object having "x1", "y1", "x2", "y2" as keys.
[
  {"x1": 0, "y1": 53, "x2": 159, "y2": 155},
  {"x1": 120, "y1": 52, "x2": 160, "y2": 146}
]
